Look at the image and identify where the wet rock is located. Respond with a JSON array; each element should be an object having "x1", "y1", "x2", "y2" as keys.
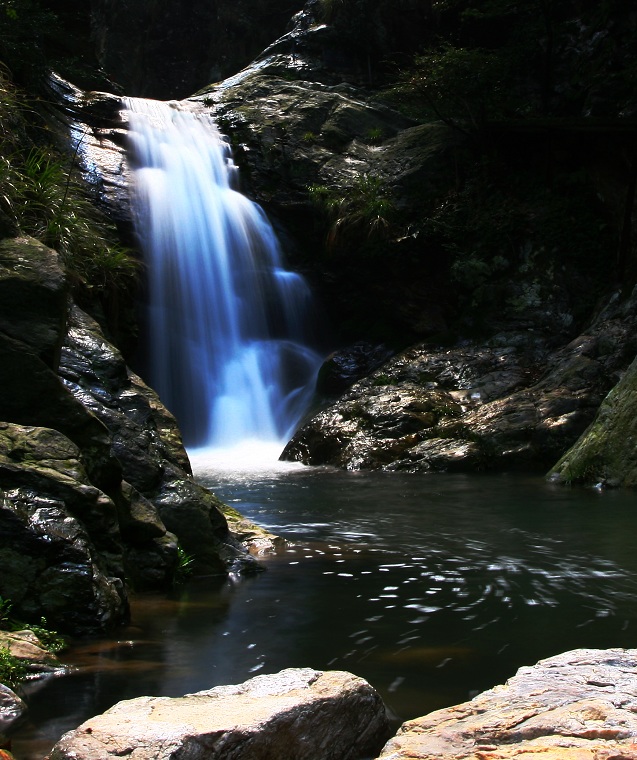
[
  {"x1": 550, "y1": 350, "x2": 637, "y2": 487},
  {"x1": 0, "y1": 236, "x2": 69, "y2": 369},
  {"x1": 318, "y1": 342, "x2": 395, "y2": 396},
  {"x1": 0, "y1": 631, "x2": 61, "y2": 675},
  {"x1": 49, "y1": 668, "x2": 391, "y2": 760},
  {"x1": 283, "y1": 293, "x2": 637, "y2": 472},
  {"x1": 0, "y1": 422, "x2": 129, "y2": 633},
  {"x1": 59, "y1": 305, "x2": 260, "y2": 577},
  {"x1": 0, "y1": 237, "x2": 120, "y2": 492},
  {"x1": 0, "y1": 684, "x2": 27, "y2": 741},
  {"x1": 378, "y1": 648, "x2": 637, "y2": 760}
]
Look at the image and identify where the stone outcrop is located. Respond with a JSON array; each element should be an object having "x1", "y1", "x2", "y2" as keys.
[
  {"x1": 378, "y1": 648, "x2": 637, "y2": 760},
  {"x1": 550, "y1": 350, "x2": 637, "y2": 487},
  {"x1": 0, "y1": 423, "x2": 128, "y2": 633},
  {"x1": 0, "y1": 235, "x2": 261, "y2": 633},
  {"x1": 283, "y1": 288, "x2": 637, "y2": 472},
  {"x1": 48, "y1": 668, "x2": 391, "y2": 760}
]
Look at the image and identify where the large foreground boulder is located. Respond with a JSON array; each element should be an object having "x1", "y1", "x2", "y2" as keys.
[
  {"x1": 48, "y1": 668, "x2": 391, "y2": 760},
  {"x1": 378, "y1": 648, "x2": 637, "y2": 760}
]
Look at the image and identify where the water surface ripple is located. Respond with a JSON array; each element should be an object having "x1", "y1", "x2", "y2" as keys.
[{"x1": 13, "y1": 471, "x2": 637, "y2": 758}]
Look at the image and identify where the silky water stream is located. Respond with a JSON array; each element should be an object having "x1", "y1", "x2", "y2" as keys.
[
  {"x1": 10, "y1": 102, "x2": 637, "y2": 757},
  {"x1": 123, "y1": 97, "x2": 323, "y2": 453}
]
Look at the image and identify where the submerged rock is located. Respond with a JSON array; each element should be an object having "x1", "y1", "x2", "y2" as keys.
[
  {"x1": 48, "y1": 668, "x2": 391, "y2": 760},
  {"x1": 378, "y1": 648, "x2": 637, "y2": 760}
]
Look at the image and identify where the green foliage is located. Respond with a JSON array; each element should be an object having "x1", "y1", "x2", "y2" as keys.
[
  {"x1": 364, "y1": 126, "x2": 384, "y2": 145},
  {"x1": 308, "y1": 174, "x2": 397, "y2": 255},
  {"x1": 0, "y1": 646, "x2": 27, "y2": 688},
  {"x1": 392, "y1": 45, "x2": 513, "y2": 129},
  {"x1": 24, "y1": 619, "x2": 66, "y2": 654},
  {"x1": 1, "y1": 595, "x2": 67, "y2": 655},
  {"x1": 0, "y1": 68, "x2": 140, "y2": 303},
  {"x1": 0, "y1": 0, "x2": 58, "y2": 82},
  {"x1": 0, "y1": 596, "x2": 12, "y2": 627},
  {"x1": 174, "y1": 546, "x2": 195, "y2": 583}
]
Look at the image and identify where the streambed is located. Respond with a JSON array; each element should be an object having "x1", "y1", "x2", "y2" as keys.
[{"x1": 12, "y1": 468, "x2": 637, "y2": 758}]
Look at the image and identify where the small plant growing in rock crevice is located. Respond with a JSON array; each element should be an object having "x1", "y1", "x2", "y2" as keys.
[
  {"x1": 308, "y1": 173, "x2": 397, "y2": 255},
  {"x1": 0, "y1": 646, "x2": 27, "y2": 689}
]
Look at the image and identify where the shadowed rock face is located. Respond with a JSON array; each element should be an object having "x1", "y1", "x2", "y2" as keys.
[
  {"x1": 0, "y1": 236, "x2": 260, "y2": 634},
  {"x1": 282, "y1": 288, "x2": 637, "y2": 473},
  {"x1": 378, "y1": 648, "x2": 637, "y2": 760},
  {"x1": 48, "y1": 668, "x2": 392, "y2": 760},
  {"x1": 550, "y1": 348, "x2": 637, "y2": 487}
]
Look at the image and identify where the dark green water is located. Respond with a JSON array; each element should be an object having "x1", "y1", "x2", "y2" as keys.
[{"x1": 12, "y1": 468, "x2": 637, "y2": 758}]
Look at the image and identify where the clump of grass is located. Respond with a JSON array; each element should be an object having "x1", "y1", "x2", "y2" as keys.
[
  {"x1": 0, "y1": 66, "x2": 140, "y2": 304},
  {"x1": 174, "y1": 546, "x2": 195, "y2": 584},
  {"x1": 308, "y1": 173, "x2": 397, "y2": 254},
  {"x1": 0, "y1": 646, "x2": 27, "y2": 689}
]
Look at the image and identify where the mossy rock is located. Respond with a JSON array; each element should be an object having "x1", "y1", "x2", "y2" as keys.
[{"x1": 549, "y1": 353, "x2": 637, "y2": 486}]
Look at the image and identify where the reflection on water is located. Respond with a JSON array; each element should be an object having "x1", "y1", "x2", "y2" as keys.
[{"x1": 12, "y1": 471, "x2": 637, "y2": 758}]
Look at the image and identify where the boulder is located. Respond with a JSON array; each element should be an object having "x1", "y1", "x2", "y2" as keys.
[
  {"x1": 48, "y1": 668, "x2": 391, "y2": 760},
  {"x1": 550, "y1": 351, "x2": 637, "y2": 487},
  {"x1": 0, "y1": 631, "x2": 61, "y2": 675},
  {"x1": 378, "y1": 648, "x2": 637, "y2": 760},
  {"x1": 0, "y1": 236, "x2": 69, "y2": 369},
  {"x1": 0, "y1": 683, "x2": 27, "y2": 742},
  {"x1": 0, "y1": 422, "x2": 129, "y2": 633}
]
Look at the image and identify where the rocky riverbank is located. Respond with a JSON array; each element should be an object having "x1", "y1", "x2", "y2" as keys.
[{"x1": 40, "y1": 648, "x2": 637, "y2": 760}]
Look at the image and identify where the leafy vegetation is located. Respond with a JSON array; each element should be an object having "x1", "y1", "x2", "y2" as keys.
[
  {"x1": 0, "y1": 646, "x2": 27, "y2": 689},
  {"x1": 174, "y1": 546, "x2": 195, "y2": 583},
  {"x1": 0, "y1": 595, "x2": 66, "y2": 687},
  {"x1": 308, "y1": 174, "x2": 397, "y2": 255},
  {"x1": 0, "y1": 65, "x2": 139, "y2": 318}
]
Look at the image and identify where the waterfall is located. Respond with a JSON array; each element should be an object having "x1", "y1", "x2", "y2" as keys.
[{"x1": 123, "y1": 98, "x2": 322, "y2": 460}]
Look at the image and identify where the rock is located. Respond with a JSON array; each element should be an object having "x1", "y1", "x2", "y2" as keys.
[
  {"x1": 59, "y1": 305, "x2": 261, "y2": 577},
  {"x1": 0, "y1": 237, "x2": 121, "y2": 492},
  {"x1": 0, "y1": 683, "x2": 27, "y2": 741},
  {"x1": 550, "y1": 351, "x2": 637, "y2": 487},
  {"x1": 317, "y1": 342, "x2": 395, "y2": 396},
  {"x1": 0, "y1": 422, "x2": 129, "y2": 634},
  {"x1": 0, "y1": 236, "x2": 70, "y2": 369},
  {"x1": 378, "y1": 648, "x2": 637, "y2": 760},
  {"x1": 0, "y1": 631, "x2": 61, "y2": 674},
  {"x1": 49, "y1": 667, "x2": 391, "y2": 760},
  {"x1": 283, "y1": 291, "x2": 637, "y2": 473}
]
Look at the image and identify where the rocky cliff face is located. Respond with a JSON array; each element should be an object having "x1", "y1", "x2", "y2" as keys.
[
  {"x1": 182, "y1": 6, "x2": 637, "y2": 480},
  {"x1": 0, "y1": 235, "x2": 260, "y2": 635}
]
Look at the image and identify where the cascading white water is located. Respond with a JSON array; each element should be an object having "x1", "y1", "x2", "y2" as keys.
[{"x1": 123, "y1": 98, "x2": 323, "y2": 461}]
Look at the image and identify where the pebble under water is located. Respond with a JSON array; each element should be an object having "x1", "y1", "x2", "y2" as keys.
[{"x1": 12, "y1": 468, "x2": 637, "y2": 758}]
